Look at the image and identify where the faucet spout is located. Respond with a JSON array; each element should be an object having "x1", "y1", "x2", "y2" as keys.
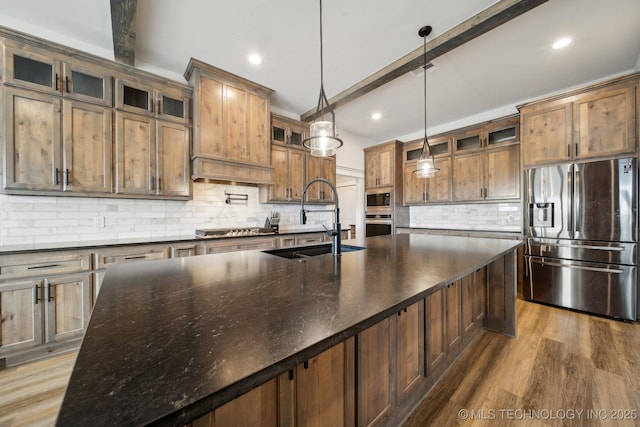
[{"x1": 300, "y1": 178, "x2": 341, "y2": 256}]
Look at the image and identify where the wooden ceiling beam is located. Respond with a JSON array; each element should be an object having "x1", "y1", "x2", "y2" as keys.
[
  {"x1": 301, "y1": 0, "x2": 549, "y2": 122},
  {"x1": 110, "y1": 0, "x2": 138, "y2": 66}
]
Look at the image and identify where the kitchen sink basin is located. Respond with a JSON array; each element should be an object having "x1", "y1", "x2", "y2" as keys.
[{"x1": 263, "y1": 243, "x2": 365, "y2": 259}]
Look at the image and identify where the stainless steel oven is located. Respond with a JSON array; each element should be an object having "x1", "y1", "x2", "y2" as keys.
[{"x1": 365, "y1": 213, "x2": 393, "y2": 237}]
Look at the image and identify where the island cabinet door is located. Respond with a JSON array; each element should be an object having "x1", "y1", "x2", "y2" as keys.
[
  {"x1": 356, "y1": 317, "x2": 395, "y2": 427},
  {"x1": 281, "y1": 339, "x2": 355, "y2": 427},
  {"x1": 445, "y1": 280, "x2": 462, "y2": 363},
  {"x1": 188, "y1": 378, "x2": 279, "y2": 427},
  {"x1": 425, "y1": 288, "x2": 447, "y2": 381},
  {"x1": 461, "y1": 273, "x2": 477, "y2": 345},
  {"x1": 0, "y1": 279, "x2": 44, "y2": 353},
  {"x1": 395, "y1": 300, "x2": 425, "y2": 403}
]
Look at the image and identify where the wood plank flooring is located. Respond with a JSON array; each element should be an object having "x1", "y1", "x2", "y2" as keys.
[
  {"x1": 403, "y1": 299, "x2": 640, "y2": 427},
  {"x1": 1, "y1": 299, "x2": 638, "y2": 427}
]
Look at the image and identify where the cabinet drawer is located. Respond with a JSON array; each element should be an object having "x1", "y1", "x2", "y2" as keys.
[
  {"x1": 0, "y1": 253, "x2": 91, "y2": 281},
  {"x1": 94, "y1": 246, "x2": 170, "y2": 268},
  {"x1": 204, "y1": 238, "x2": 276, "y2": 254}
]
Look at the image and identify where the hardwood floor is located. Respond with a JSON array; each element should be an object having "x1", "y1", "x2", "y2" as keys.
[
  {"x1": 0, "y1": 351, "x2": 76, "y2": 427},
  {"x1": 404, "y1": 299, "x2": 640, "y2": 427},
  {"x1": 1, "y1": 299, "x2": 638, "y2": 427}
]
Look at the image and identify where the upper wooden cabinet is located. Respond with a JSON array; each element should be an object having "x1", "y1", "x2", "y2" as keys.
[
  {"x1": 2, "y1": 88, "x2": 113, "y2": 194},
  {"x1": 452, "y1": 116, "x2": 520, "y2": 202},
  {"x1": 271, "y1": 113, "x2": 309, "y2": 147},
  {"x1": 402, "y1": 116, "x2": 520, "y2": 205},
  {"x1": 453, "y1": 116, "x2": 519, "y2": 154},
  {"x1": 402, "y1": 136, "x2": 451, "y2": 204},
  {"x1": 185, "y1": 58, "x2": 273, "y2": 185},
  {"x1": 364, "y1": 141, "x2": 400, "y2": 190},
  {"x1": 305, "y1": 155, "x2": 336, "y2": 203},
  {"x1": 262, "y1": 144, "x2": 306, "y2": 202},
  {"x1": 520, "y1": 76, "x2": 638, "y2": 166},
  {"x1": 3, "y1": 44, "x2": 112, "y2": 106},
  {"x1": 0, "y1": 31, "x2": 192, "y2": 200},
  {"x1": 115, "y1": 78, "x2": 190, "y2": 124}
]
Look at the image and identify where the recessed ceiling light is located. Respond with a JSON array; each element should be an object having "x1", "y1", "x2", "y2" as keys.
[
  {"x1": 552, "y1": 38, "x2": 571, "y2": 50},
  {"x1": 248, "y1": 53, "x2": 262, "y2": 65},
  {"x1": 371, "y1": 112, "x2": 382, "y2": 120}
]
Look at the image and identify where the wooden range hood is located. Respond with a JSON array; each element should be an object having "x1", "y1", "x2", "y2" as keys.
[{"x1": 185, "y1": 58, "x2": 274, "y2": 185}]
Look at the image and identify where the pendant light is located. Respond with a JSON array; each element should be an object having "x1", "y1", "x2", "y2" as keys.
[
  {"x1": 303, "y1": 0, "x2": 343, "y2": 157},
  {"x1": 414, "y1": 25, "x2": 439, "y2": 179}
]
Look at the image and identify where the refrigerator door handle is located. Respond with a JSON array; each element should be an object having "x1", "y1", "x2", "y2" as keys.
[
  {"x1": 574, "y1": 167, "x2": 582, "y2": 234},
  {"x1": 542, "y1": 243, "x2": 624, "y2": 252},
  {"x1": 534, "y1": 259, "x2": 624, "y2": 274},
  {"x1": 568, "y1": 167, "x2": 574, "y2": 236}
]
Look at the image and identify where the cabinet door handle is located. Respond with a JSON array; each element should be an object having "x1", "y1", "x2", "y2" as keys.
[
  {"x1": 303, "y1": 361, "x2": 309, "y2": 370},
  {"x1": 157, "y1": 100, "x2": 162, "y2": 115},
  {"x1": 575, "y1": 143, "x2": 578, "y2": 157},
  {"x1": 55, "y1": 168, "x2": 60, "y2": 185},
  {"x1": 150, "y1": 176, "x2": 155, "y2": 190},
  {"x1": 65, "y1": 169, "x2": 70, "y2": 186},
  {"x1": 65, "y1": 75, "x2": 70, "y2": 93},
  {"x1": 567, "y1": 145, "x2": 571, "y2": 157},
  {"x1": 158, "y1": 177, "x2": 162, "y2": 191},
  {"x1": 288, "y1": 369, "x2": 294, "y2": 381},
  {"x1": 34, "y1": 285, "x2": 41, "y2": 304},
  {"x1": 426, "y1": 192, "x2": 429, "y2": 201},
  {"x1": 47, "y1": 283, "x2": 54, "y2": 302},
  {"x1": 55, "y1": 73, "x2": 59, "y2": 91},
  {"x1": 28, "y1": 263, "x2": 61, "y2": 270}
]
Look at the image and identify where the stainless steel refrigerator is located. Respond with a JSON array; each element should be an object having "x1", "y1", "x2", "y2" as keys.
[{"x1": 523, "y1": 157, "x2": 638, "y2": 320}]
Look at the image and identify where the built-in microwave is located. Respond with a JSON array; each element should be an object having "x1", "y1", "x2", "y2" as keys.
[{"x1": 366, "y1": 192, "x2": 391, "y2": 208}]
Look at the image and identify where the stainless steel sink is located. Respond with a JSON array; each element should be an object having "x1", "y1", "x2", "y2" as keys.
[{"x1": 263, "y1": 243, "x2": 365, "y2": 260}]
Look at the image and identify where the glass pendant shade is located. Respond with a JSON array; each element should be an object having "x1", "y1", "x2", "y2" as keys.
[
  {"x1": 307, "y1": 120, "x2": 343, "y2": 157},
  {"x1": 415, "y1": 156, "x2": 438, "y2": 178}
]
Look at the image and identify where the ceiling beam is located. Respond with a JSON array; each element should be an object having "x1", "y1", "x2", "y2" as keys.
[
  {"x1": 301, "y1": 0, "x2": 549, "y2": 122},
  {"x1": 110, "y1": 0, "x2": 137, "y2": 66}
]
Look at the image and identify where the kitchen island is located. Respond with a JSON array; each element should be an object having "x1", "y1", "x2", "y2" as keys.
[{"x1": 56, "y1": 234, "x2": 522, "y2": 426}]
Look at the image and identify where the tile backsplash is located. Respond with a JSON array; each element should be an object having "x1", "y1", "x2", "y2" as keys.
[
  {"x1": 0, "y1": 183, "x2": 332, "y2": 246},
  {"x1": 410, "y1": 202, "x2": 522, "y2": 232}
]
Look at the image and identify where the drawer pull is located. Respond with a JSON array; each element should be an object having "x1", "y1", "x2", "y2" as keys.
[
  {"x1": 124, "y1": 255, "x2": 147, "y2": 260},
  {"x1": 28, "y1": 264, "x2": 61, "y2": 270}
]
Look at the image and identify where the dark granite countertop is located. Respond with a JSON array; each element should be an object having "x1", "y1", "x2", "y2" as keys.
[{"x1": 56, "y1": 234, "x2": 522, "y2": 426}]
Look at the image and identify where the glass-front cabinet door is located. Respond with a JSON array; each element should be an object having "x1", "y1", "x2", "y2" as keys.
[
  {"x1": 3, "y1": 46, "x2": 60, "y2": 95},
  {"x1": 155, "y1": 87, "x2": 190, "y2": 124},
  {"x1": 62, "y1": 62, "x2": 112, "y2": 106},
  {"x1": 115, "y1": 79, "x2": 153, "y2": 115}
]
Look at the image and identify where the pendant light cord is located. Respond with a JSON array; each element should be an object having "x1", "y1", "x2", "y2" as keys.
[{"x1": 422, "y1": 30, "x2": 432, "y2": 158}]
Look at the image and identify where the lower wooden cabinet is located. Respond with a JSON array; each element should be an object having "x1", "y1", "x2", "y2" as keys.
[
  {"x1": 395, "y1": 300, "x2": 425, "y2": 403},
  {"x1": 187, "y1": 339, "x2": 355, "y2": 427},
  {"x1": 356, "y1": 300, "x2": 425, "y2": 427},
  {"x1": 279, "y1": 339, "x2": 355, "y2": 427},
  {"x1": 357, "y1": 317, "x2": 394, "y2": 427},
  {"x1": 0, "y1": 272, "x2": 91, "y2": 355},
  {"x1": 182, "y1": 255, "x2": 516, "y2": 427}
]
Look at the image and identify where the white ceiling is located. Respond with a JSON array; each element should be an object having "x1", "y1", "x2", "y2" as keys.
[{"x1": 1, "y1": 0, "x2": 639, "y2": 146}]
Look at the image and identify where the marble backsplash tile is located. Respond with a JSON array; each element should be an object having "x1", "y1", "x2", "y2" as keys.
[
  {"x1": 410, "y1": 202, "x2": 522, "y2": 232},
  {"x1": 0, "y1": 183, "x2": 332, "y2": 246}
]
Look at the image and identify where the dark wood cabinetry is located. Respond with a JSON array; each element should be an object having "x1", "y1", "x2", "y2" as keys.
[
  {"x1": 520, "y1": 76, "x2": 638, "y2": 167},
  {"x1": 452, "y1": 116, "x2": 520, "y2": 202},
  {"x1": 402, "y1": 116, "x2": 520, "y2": 205},
  {"x1": 1, "y1": 31, "x2": 191, "y2": 200},
  {"x1": 186, "y1": 59, "x2": 273, "y2": 185}
]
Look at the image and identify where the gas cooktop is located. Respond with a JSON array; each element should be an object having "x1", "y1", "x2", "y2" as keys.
[{"x1": 195, "y1": 227, "x2": 276, "y2": 238}]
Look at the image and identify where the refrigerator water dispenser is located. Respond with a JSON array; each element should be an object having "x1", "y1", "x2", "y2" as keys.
[{"x1": 530, "y1": 203, "x2": 554, "y2": 227}]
